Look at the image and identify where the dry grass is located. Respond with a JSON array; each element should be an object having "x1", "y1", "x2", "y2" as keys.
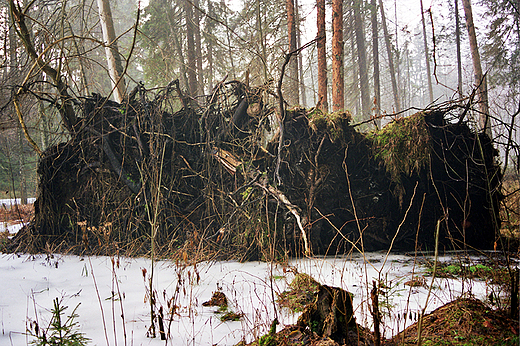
[
  {"x1": 500, "y1": 177, "x2": 520, "y2": 244},
  {"x1": 0, "y1": 203, "x2": 34, "y2": 225}
]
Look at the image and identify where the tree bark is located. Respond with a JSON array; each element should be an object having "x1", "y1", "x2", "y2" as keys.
[
  {"x1": 256, "y1": 0, "x2": 268, "y2": 81},
  {"x1": 185, "y1": 0, "x2": 198, "y2": 96},
  {"x1": 317, "y1": 0, "x2": 328, "y2": 112},
  {"x1": 348, "y1": 10, "x2": 360, "y2": 115},
  {"x1": 17, "y1": 127, "x2": 28, "y2": 204},
  {"x1": 455, "y1": 0, "x2": 463, "y2": 98},
  {"x1": 286, "y1": 0, "x2": 299, "y2": 105},
  {"x1": 379, "y1": 0, "x2": 400, "y2": 112},
  {"x1": 331, "y1": 0, "x2": 344, "y2": 111},
  {"x1": 207, "y1": 1, "x2": 215, "y2": 89},
  {"x1": 371, "y1": 0, "x2": 380, "y2": 124},
  {"x1": 353, "y1": 0, "x2": 370, "y2": 120},
  {"x1": 295, "y1": 0, "x2": 307, "y2": 106},
  {"x1": 168, "y1": 5, "x2": 189, "y2": 90},
  {"x1": 97, "y1": 0, "x2": 126, "y2": 103},
  {"x1": 194, "y1": 0, "x2": 204, "y2": 95},
  {"x1": 420, "y1": 0, "x2": 434, "y2": 104},
  {"x1": 461, "y1": 0, "x2": 491, "y2": 136}
]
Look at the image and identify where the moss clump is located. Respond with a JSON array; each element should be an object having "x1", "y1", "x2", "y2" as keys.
[
  {"x1": 277, "y1": 273, "x2": 320, "y2": 313},
  {"x1": 308, "y1": 108, "x2": 352, "y2": 142},
  {"x1": 367, "y1": 112, "x2": 431, "y2": 182},
  {"x1": 220, "y1": 311, "x2": 243, "y2": 322}
]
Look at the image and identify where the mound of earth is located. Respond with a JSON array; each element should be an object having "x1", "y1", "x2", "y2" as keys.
[
  {"x1": 385, "y1": 298, "x2": 518, "y2": 346},
  {"x1": 245, "y1": 297, "x2": 518, "y2": 346}
]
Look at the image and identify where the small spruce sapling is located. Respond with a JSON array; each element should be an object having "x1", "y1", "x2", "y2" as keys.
[{"x1": 30, "y1": 298, "x2": 90, "y2": 346}]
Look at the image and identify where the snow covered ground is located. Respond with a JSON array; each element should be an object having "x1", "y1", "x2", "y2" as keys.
[
  {"x1": 0, "y1": 198, "x2": 36, "y2": 209},
  {"x1": 0, "y1": 225, "x2": 499, "y2": 346}
]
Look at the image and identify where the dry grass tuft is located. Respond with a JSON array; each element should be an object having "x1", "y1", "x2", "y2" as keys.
[{"x1": 0, "y1": 203, "x2": 34, "y2": 225}]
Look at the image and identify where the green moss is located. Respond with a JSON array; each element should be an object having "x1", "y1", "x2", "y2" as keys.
[
  {"x1": 277, "y1": 273, "x2": 320, "y2": 313},
  {"x1": 219, "y1": 311, "x2": 243, "y2": 322},
  {"x1": 367, "y1": 112, "x2": 431, "y2": 182},
  {"x1": 308, "y1": 109, "x2": 352, "y2": 142}
]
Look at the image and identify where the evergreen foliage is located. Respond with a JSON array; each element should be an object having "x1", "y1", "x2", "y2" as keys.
[{"x1": 30, "y1": 298, "x2": 90, "y2": 346}]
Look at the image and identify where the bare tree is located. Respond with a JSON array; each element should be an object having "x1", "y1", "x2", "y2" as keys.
[
  {"x1": 462, "y1": 0, "x2": 491, "y2": 136},
  {"x1": 286, "y1": 0, "x2": 299, "y2": 105},
  {"x1": 379, "y1": 0, "x2": 400, "y2": 111},
  {"x1": 97, "y1": 0, "x2": 127, "y2": 102},
  {"x1": 194, "y1": 0, "x2": 204, "y2": 94},
  {"x1": 353, "y1": 0, "x2": 370, "y2": 120},
  {"x1": 455, "y1": 0, "x2": 463, "y2": 98},
  {"x1": 295, "y1": 0, "x2": 307, "y2": 106},
  {"x1": 332, "y1": 0, "x2": 344, "y2": 111},
  {"x1": 185, "y1": 0, "x2": 198, "y2": 96},
  {"x1": 371, "y1": 0, "x2": 380, "y2": 122},
  {"x1": 317, "y1": 0, "x2": 328, "y2": 111},
  {"x1": 420, "y1": 0, "x2": 433, "y2": 104}
]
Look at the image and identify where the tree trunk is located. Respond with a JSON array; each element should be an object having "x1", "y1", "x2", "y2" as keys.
[
  {"x1": 17, "y1": 127, "x2": 28, "y2": 204},
  {"x1": 256, "y1": 0, "x2": 268, "y2": 81},
  {"x1": 420, "y1": 0, "x2": 434, "y2": 104},
  {"x1": 379, "y1": 0, "x2": 400, "y2": 112},
  {"x1": 455, "y1": 0, "x2": 463, "y2": 98},
  {"x1": 169, "y1": 6, "x2": 189, "y2": 90},
  {"x1": 461, "y1": 0, "x2": 491, "y2": 136},
  {"x1": 371, "y1": 0, "x2": 380, "y2": 124},
  {"x1": 348, "y1": 9, "x2": 360, "y2": 115},
  {"x1": 225, "y1": 15, "x2": 236, "y2": 80},
  {"x1": 286, "y1": 0, "x2": 299, "y2": 105},
  {"x1": 295, "y1": 0, "x2": 307, "y2": 106},
  {"x1": 331, "y1": 0, "x2": 344, "y2": 111},
  {"x1": 207, "y1": 1, "x2": 214, "y2": 89},
  {"x1": 185, "y1": 0, "x2": 198, "y2": 96},
  {"x1": 317, "y1": 0, "x2": 328, "y2": 112},
  {"x1": 96, "y1": 0, "x2": 126, "y2": 103},
  {"x1": 173, "y1": 33, "x2": 189, "y2": 90},
  {"x1": 194, "y1": 0, "x2": 204, "y2": 95},
  {"x1": 353, "y1": 0, "x2": 370, "y2": 120}
]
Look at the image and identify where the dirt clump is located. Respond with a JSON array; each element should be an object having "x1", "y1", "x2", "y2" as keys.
[{"x1": 385, "y1": 297, "x2": 519, "y2": 346}]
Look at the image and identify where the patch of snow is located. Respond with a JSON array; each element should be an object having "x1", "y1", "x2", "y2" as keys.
[
  {"x1": 0, "y1": 222, "x2": 25, "y2": 235},
  {"x1": 0, "y1": 253, "x2": 498, "y2": 345},
  {"x1": 0, "y1": 198, "x2": 36, "y2": 209}
]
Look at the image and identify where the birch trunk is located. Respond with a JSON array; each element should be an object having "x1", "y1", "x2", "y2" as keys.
[
  {"x1": 461, "y1": 0, "x2": 491, "y2": 136},
  {"x1": 97, "y1": 0, "x2": 126, "y2": 103}
]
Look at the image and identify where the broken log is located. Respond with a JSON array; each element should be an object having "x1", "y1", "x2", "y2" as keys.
[{"x1": 297, "y1": 284, "x2": 357, "y2": 344}]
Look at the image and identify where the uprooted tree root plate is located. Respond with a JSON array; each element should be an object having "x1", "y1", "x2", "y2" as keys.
[{"x1": 5, "y1": 81, "x2": 503, "y2": 259}]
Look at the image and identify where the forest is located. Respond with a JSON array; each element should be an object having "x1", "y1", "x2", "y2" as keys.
[
  {"x1": 0, "y1": 0, "x2": 519, "y2": 345},
  {"x1": 0, "y1": 0, "x2": 517, "y2": 256}
]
